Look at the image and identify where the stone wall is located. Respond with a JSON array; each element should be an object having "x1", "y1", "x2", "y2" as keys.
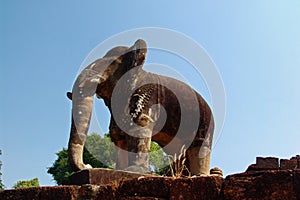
[{"x1": 1, "y1": 156, "x2": 299, "y2": 200}]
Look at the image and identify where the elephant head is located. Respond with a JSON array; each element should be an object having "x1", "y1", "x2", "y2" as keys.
[{"x1": 68, "y1": 39, "x2": 147, "y2": 171}]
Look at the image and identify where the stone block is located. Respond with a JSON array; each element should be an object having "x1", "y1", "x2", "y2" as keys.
[
  {"x1": 0, "y1": 186, "x2": 79, "y2": 200},
  {"x1": 119, "y1": 176, "x2": 171, "y2": 198},
  {"x1": 68, "y1": 168, "x2": 155, "y2": 185},
  {"x1": 0, "y1": 187, "x2": 40, "y2": 200},
  {"x1": 169, "y1": 176, "x2": 223, "y2": 200},
  {"x1": 256, "y1": 157, "x2": 279, "y2": 170},
  {"x1": 280, "y1": 158, "x2": 297, "y2": 170},
  {"x1": 39, "y1": 186, "x2": 79, "y2": 200},
  {"x1": 118, "y1": 175, "x2": 223, "y2": 200}
]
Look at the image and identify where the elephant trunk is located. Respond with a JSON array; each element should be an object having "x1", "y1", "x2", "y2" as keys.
[{"x1": 68, "y1": 69, "x2": 98, "y2": 171}]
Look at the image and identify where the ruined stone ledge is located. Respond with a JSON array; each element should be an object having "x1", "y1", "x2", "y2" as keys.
[
  {"x1": 1, "y1": 169, "x2": 299, "y2": 200},
  {"x1": 0, "y1": 175, "x2": 223, "y2": 200},
  {"x1": 0, "y1": 186, "x2": 80, "y2": 200},
  {"x1": 68, "y1": 168, "x2": 156, "y2": 185},
  {"x1": 223, "y1": 169, "x2": 300, "y2": 200},
  {"x1": 246, "y1": 156, "x2": 300, "y2": 172}
]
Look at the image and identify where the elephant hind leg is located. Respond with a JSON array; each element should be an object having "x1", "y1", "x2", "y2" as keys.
[{"x1": 187, "y1": 145, "x2": 211, "y2": 176}]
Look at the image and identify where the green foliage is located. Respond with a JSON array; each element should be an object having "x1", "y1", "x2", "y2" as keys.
[
  {"x1": 47, "y1": 148, "x2": 72, "y2": 185},
  {"x1": 85, "y1": 133, "x2": 116, "y2": 168},
  {"x1": 0, "y1": 149, "x2": 4, "y2": 190},
  {"x1": 47, "y1": 147, "x2": 105, "y2": 185},
  {"x1": 149, "y1": 142, "x2": 170, "y2": 173},
  {"x1": 13, "y1": 178, "x2": 39, "y2": 189}
]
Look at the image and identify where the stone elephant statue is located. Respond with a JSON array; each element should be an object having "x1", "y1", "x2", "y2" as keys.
[{"x1": 67, "y1": 39, "x2": 214, "y2": 175}]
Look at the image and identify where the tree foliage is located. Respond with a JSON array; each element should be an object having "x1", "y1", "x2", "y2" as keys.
[
  {"x1": 150, "y1": 142, "x2": 170, "y2": 173},
  {"x1": 85, "y1": 133, "x2": 116, "y2": 168},
  {"x1": 0, "y1": 149, "x2": 4, "y2": 190},
  {"x1": 13, "y1": 178, "x2": 39, "y2": 189}
]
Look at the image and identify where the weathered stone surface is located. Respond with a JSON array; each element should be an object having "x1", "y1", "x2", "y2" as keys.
[
  {"x1": 118, "y1": 175, "x2": 224, "y2": 200},
  {"x1": 223, "y1": 170, "x2": 297, "y2": 200},
  {"x1": 120, "y1": 197, "x2": 166, "y2": 200},
  {"x1": 280, "y1": 158, "x2": 297, "y2": 170},
  {"x1": 0, "y1": 187, "x2": 40, "y2": 200},
  {"x1": 245, "y1": 163, "x2": 257, "y2": 172},
  {"x1": 69, "y1": 168, "x2": 155, "y2": 185},
  {"x1": 294, "y1": 170, "x2": 300, "y2": 200},
  {"x1": 39, "y1": 186, "x2": 79, "y2": 200},
  {"x1": 79, "y1": 184, "x2": 118, "y2": 200},
  {"x1": 246, "y1": 157, "x2": 279, "y2": 172},
  {"x1": 0, "y1": 176, "x2": 223, "y2": 199},
  {"x1": 0, "y1": 186, "x2": 79, "y2": 200},
  {"x1": 256, "y1": 157, "x2": 279, "y2": 170},
  {"x1": 119, "y1": 176, "x2": 171, "y2": 198},
  {"x1": 169, "y1": 176, "x2": 223, "y2": 200}
]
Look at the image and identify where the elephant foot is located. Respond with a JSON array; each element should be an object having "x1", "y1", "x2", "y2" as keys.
[
  {"x1": 124, "y1": 165, "x2": 150, "y2": 174},
  {"x1": 77, "y1": 163, "x2": 93, "y2": 171},
  {"x1": 68, "y1": 143, "x2": 93, "y2": 171},
  {"x1": 71, "y1": 162, "x2": 93, "y2": 172}
]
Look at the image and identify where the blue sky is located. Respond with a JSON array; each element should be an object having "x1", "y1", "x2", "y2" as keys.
[{"x1": 1, "y1": 1, "x2": 300, "y2": 187}]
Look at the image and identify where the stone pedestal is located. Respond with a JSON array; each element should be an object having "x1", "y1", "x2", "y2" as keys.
[{"x1": 68, "y1": 168, "x2": 155, "y2": 185}]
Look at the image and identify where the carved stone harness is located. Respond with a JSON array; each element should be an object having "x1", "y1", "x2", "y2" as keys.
[{"x1": 129, "y1": 84, "x2": 155, "y2": 126}]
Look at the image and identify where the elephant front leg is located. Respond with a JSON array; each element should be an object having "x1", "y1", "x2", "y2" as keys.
[
  {"x1": 125, "y1": 127, "x2": 152, "y2": 173},
  {"x1": 115, "y1": 140, "x2": 128, "y2": 170}
]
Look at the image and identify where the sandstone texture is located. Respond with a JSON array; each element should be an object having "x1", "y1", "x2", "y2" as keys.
[
  {"x1": 0, "y1": 176, "x2": 223, "y2": 200},
  {"x1": 223, "y1": 170, "x2": 299, "y2": 200},
  {"x1": 69, "y1": 168, "x2": 155, "y2": 185}
]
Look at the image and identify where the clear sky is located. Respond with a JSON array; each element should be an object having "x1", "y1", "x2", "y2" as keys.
[{"x1": 1, "y1": 1, "x2": 300, "y2": 188}]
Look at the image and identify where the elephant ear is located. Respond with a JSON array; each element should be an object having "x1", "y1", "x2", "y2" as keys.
[
  {"x1": 104, "y1": 46, "x2": 129, "y2": 58},
  {"x1": 111, "y1": 39, "x2": 147, "y2": 71},
  {"x1": 104, "y1": 39, "x2": 147, "y2": 65},
  {"x1": 127, "y1": 39, "x2": 147, "y2": 67}
]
